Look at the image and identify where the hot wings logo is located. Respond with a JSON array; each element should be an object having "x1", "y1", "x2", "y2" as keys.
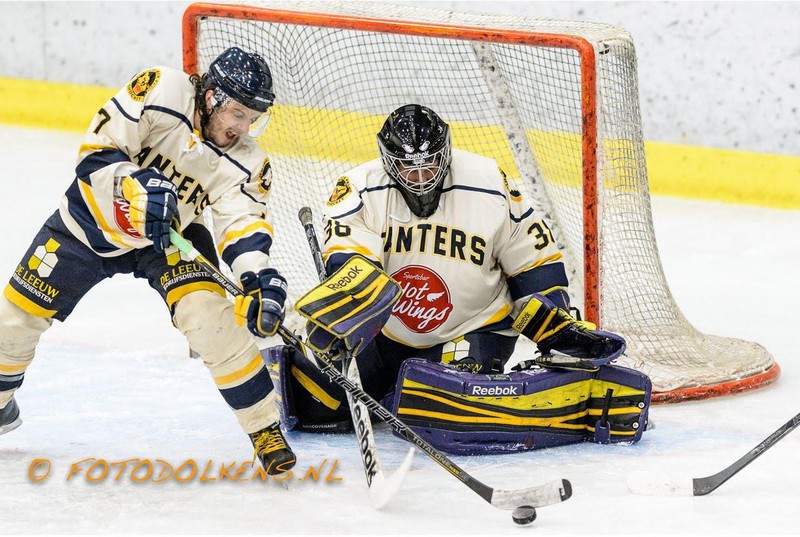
[
  {"x1": 113, "y1": 199, "x2": 142, "y2": 238},
  {"x1": 390, "y1": 266, "x2": 453, "y2": 333},
  {"x1": 127, "y1": 69, "x2": 161, "y2": 102},
  {"x1": 327, "y1": 176, "x2": 352, "y2": 206}
]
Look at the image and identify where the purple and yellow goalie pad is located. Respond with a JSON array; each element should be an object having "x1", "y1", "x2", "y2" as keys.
[
  {"x1": 263, "y1": 345, "x2": 353, "y2": 433},
  {"x1": 296, "y1": 255, "x2": 401, "y2": 356},
  {"x1": 388, "y1": 358, "x2": 651, "y2": 455}
]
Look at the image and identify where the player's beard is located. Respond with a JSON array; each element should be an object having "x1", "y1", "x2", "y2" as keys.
[{"x1": 203, "y1": 113, "x2": 239, "y2": 148}]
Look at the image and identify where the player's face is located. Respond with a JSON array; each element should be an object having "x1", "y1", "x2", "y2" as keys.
[
  {"x1": 203, "y1": 91, "x2": 266, "y2": 147},
  {"x1": 396, "y1": 158, "x2": 441, "y2": 188}
]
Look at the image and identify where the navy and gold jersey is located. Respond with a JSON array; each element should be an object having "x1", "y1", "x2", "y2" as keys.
[
  {"x1": 322, "y1": 149, "x2": 569, "y2": 348},
  {"x1": 59, "y1": 66, "x2": 275, "y2": 280}
]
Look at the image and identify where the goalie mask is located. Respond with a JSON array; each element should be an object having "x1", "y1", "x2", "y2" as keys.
[
  {"x1": 378, "y1": 104, "x2": 452, "y2": 218},
  {"x1": 199, "y1": 47, "x2": 275, "y2": 138}
]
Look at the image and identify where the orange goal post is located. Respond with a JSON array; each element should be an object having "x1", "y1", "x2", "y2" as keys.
[{"x1": 182, "y1": 1, "x2": 779, "y2": 403}]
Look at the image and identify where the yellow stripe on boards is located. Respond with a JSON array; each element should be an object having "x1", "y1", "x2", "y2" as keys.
[
  {"x1": 645, "y1": 141, "x2": 800, "y2": 210},
  {"x1": 0, "y1": 77, "x2": 115, "y2": 132},
  {"x1": 2, "y1": 77, "x2": 799, "y2": 209}
]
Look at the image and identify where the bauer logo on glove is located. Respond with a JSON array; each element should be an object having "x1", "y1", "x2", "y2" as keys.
[
  {"x1": 234, "y1": 268, "x2": 288, "y2": 338},
  {"x1": 120, "y1": 167, "x2": 179, "y2": 253}
]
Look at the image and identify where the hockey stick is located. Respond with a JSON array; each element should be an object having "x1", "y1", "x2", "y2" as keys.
[
  {"x1": 627, "y1": 410, "x2": 800, "y2": 496},
  {"x1": 168, "y1": 229, "x2": 572, "y2": 511},
  {"x1": 297, "y1": 206, "x2": 414, "y2": 509}
]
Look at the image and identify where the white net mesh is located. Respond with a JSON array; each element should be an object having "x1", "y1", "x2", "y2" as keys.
[{"x1": 188, "y1": 0, "x2": 777, "y2": 399}]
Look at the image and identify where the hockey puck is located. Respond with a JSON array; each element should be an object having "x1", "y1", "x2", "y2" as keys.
[{"x1": 511, "y1": 505, "x2": 537, "y2": 525}]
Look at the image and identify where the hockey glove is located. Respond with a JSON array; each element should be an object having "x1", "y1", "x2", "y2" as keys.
[
  {"x1": 305, "y1": 321, "x2": 346, "y2": 359},
  {"x1": 295, "y1": 255, "x2": 400, "y2": 356},
  {"x1": 121, "y1": 168, "x2": 179, "y2": 253},
  {"x1": 513, "y1": 293, "x2": 626, "y2": 370},
  {"x1": 234, "y1": 268, "x2": 287, "y2": 337}
]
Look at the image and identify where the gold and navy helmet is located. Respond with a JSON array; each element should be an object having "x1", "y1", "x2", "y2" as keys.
[{"x1": 207, "y1": 46, "x2": 275, "y2": 113}]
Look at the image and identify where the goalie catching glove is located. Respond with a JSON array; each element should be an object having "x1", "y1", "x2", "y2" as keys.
[
  {"x1": 120, "y1": 167, "x2": 179, "y2": 253},
  {"x1": 234, "y1": 268, "x2": 288, "y2": 337},
  {"x1": 296, "y1": 255, "x2": 401, "y2": 356},
  {"x1": 513, "y1": 292, "x2": 625, "y2": 370}
]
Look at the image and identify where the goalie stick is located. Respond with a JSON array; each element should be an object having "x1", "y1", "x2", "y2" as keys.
[
  {"x1": 168, "y1": 228, "x2": 572, "y2": 511},
  {"x1": 627, "y1": 410, "x2": 800, "y2": 496},
  {"x1": 297, "y1": 206, "x2": 414, "y2": 509}
]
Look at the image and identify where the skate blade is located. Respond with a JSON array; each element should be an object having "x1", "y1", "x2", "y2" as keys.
[{"x1": 0, "y1": 417, "x2": 22, "y2": 436}]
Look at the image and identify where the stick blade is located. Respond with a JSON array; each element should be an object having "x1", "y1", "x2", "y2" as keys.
[
  {"x1": 626, "y1": 470, "x2": 693, "y2": 496},
  {"x1": 368, "y1": 447, "x2": 415, "y2": 509},
  {"x1": 490, "y1": 479, "x2": 572, "y2": 510}
]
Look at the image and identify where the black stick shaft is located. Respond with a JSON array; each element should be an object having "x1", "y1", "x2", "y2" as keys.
[
  {"x1": 693, "y1": 411, "x2": 800, "y2": 495},
  {"x1": 298, "y1": 207, "x2": 326, "y2": 280}
]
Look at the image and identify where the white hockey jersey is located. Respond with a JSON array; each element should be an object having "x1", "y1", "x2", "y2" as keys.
[
  {"x1": 59, "y1": 66, "x2": 275, "y2": 280},
  {"x1": 322, "y1": 149, "x2": 569, "y2": 348}
]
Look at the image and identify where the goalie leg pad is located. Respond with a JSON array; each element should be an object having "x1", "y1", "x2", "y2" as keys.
[
  {"x1": 296, "y1": 255, "x2": 401, "y2": 355},
  {"x1": 589, "y1": 365, "x2": 652, "y2": 444},
  {"x1": 262, "y1": 345, "x2": 353, "y2": 433},
  {"x1": 388, "y1": 358, "x2": 651, "y2": 455}
]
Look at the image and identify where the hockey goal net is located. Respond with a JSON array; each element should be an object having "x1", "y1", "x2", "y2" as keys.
[{"x1": 183, "y1": 1, "x2": 779, "y2": 402}]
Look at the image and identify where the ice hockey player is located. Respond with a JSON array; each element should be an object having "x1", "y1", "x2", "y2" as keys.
[
  {"x1": 266, "y1": 104, "x2": 651, "y2": 453},
  {"x1": 0, "y1": 47, "x2": 296, "y2": 474}
]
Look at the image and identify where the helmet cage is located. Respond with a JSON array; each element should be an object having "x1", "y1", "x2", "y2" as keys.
[{"x1": 380, "y1": 143, "x2": 451, "y2": 196}]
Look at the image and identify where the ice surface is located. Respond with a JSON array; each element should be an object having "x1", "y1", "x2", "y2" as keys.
[{"x1": 0, "y1": 125, "x2": 798, "y2": 535}]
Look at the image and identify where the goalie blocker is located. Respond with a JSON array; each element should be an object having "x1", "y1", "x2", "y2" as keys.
[{"x1": 295, "y1": 255, "x2": 401, "y2": 356}]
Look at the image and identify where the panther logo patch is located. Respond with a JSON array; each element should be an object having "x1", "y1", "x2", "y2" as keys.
[
  {"x1": 255, "y1": 158, "x2": 272, "y2": 194},
  {"x1": 501, "y1": 168, "x2": 522, "y2": 202},
  {"x1": 327, "y1": 176, "x2": 352, "y2": 206},
  {"x1": 127, "y1": 69, "x2": 161, "y2": 102}
]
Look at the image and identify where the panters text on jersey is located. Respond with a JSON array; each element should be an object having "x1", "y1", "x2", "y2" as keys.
[
  {"x1": 132, "y1": 146, "x2": 210, "y2": 216},
  {"x1": 383, "y1": 223, "x2": 486, "y2": 266}
]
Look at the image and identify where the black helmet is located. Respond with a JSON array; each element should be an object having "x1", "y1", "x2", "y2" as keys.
[
  {"x1": 377, "y1": 104, "x2": 452, "y2": 218},
  {"x1": 207, "y1": 47, "x2": 275, "y2": 113}
]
